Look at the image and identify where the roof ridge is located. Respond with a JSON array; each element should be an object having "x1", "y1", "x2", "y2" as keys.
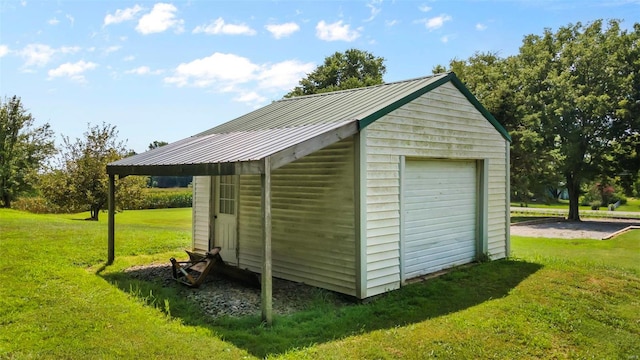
[{"x1": 277, "y1": 72, "x2": 449, "y2": 102}]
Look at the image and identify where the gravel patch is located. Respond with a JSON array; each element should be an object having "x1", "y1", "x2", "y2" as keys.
[
  {"x1": 124, "y1": 263, "x2": 354, "y2": 319},
  {"x1": 511, "y1": 218, "x2": 640, "y2": 239}
]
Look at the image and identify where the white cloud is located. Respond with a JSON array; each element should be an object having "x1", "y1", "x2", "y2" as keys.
[
  {"x1": 233, "y1": 91, "x2": 267, "y2": 105},
  {"x1": 193, "y1": 17, "x2": 256, "y2": 36},
  {"x1": 48, "y1": 60, "x2": 97, "y2": 82},
  {"x1": 441, "y1": 35, "x2": 449, "y2": 43},
  {"x1": 419, "y1": 5, "x2": 432, "y2": 12},
  {"x1": 364, "y1": 0, "x2": 382, "y2": 22},
  {"x1": 316, "y1": 20, "x2": 360, "y2": 42},
  {"x1": 123, "y1": 55, "x2": 135, "y2": 61},
  {"x1": 104, "y1": 4, "x2": 143, "y2": 26},
  {"x1": 476, "y1": 23, "x2": 487, "y2": 31},
  {"x1": 425, "y1": 14, "x2": 452, "y2": 30},
  {"x1": 257, "y1": 60, "x2": 315, "y2": 90},
  {"x1": 265, "y1": 22, "x2": 300, "y2": 39},
  {"x1": 48, "y1": 17, "x2": 59, "y2": 25},
  {"x1": 136, "y1": 3, "x2": 183, "y2": 34},
  {"x1": 19, "y1": 44, "x2": 56, "y2": 67},
  {"x1": 164, "y1": 52, "x2": 259, "y2": 87},
  {"x1": 0, "y1": 45, "x2": 9, "y2": 57},
  {"x1": 59, "y1": 46, "x2": 81, "y2": 54},
  {"x1": 385, "y1": 19, "x2": 399, "y2": 27},
  {"x1": 104, "y1": 45, "x2": 121, "y2": 54},
  {"x1": 164, "y1": 52, "x2": 317, "y2": 106},
  {"x1": 66, "y1": 14, "x2": 74, "y2": 26},
  {"x1": 126, "y1": 66, "x2": 163, "y2": 75}
]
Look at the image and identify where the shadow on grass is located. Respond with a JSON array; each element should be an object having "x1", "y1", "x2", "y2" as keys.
[{"x1": 100, "y1": 259, "x2": 542, "y2": 358}]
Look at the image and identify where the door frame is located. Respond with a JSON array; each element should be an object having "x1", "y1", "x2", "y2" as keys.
[
  {"x1": 399, "y1": 157, "x2": 487, "y2": 283},
  {"x1": 209, "y1": 175, "x2": 240, "y2": 265}
]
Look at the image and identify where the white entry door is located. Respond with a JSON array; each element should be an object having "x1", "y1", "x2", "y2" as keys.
[{"x1": 214, "y1": 175, "x2": 238, "y2": 265}]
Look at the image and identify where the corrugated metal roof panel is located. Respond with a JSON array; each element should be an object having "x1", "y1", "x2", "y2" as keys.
[
  {"x1": 197, "y1": 73, "x2": 447, "y2": 135},
  {"x1": 110, "y1": 120, "x2": 355, "y2": 167}
]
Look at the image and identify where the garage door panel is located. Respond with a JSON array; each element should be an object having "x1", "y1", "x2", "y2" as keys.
[
  {"x1": 406, "y1": 242, "x2": 476, "y2": 263},
  {"x1": 405, "y1": 230, "x2": 475, "y2": 247},
  {"x1": 406, "y1": 213, "x2": 475, "y2": 227},
  {"x1": 406, "y1": 234, "x2": 476, "y2": 252},
  {"x1": 405, "y1": 218, "x2": 475, "y2": 236},
  {"x1": 403, "y1": 159, "x2": 477, "y2": 280},
  {"x1": 405, "y1": 253, "x2": 474, "y2": 274}
]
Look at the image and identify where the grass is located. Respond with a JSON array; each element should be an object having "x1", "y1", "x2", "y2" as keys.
[
  {"x1": 616, "y1": 197, "x2": 640, "y2": 212},
  {"x1": 510, "y1": 216, "x2": 563, "y2": 224},
  {"x1": 1, "y1": 208, "x2": 639, "y2": 359},
  {"x1": 512, "y1": 199, "x2": 593, "y2": 210},
  {"x1": 511, "y1": 197, "x2": 640, "y2": 213},
  {"x1": 511, "y1": 230, "x2": 640, "y2": 272}
]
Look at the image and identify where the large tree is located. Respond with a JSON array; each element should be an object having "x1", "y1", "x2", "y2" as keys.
[
  {"x1": 437, "y1": 20, "x2": 639, "y2": 220},
  {"x1": 40, "y1": 123, "x2": 145, "y2": 220},
  {"x1": 519, "y1": 19, "x2": 639, "y2": 220},
  {"x1": 285, "y1": 48, "x2": 386, "y2": 97},
  {"x1": 435, "y1": 53, "x2": 561, "y2": 205},
  {"x1": 0, "y1": 96, "x2": 55, "y2": 208}
]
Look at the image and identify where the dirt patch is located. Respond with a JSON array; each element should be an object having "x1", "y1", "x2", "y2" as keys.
[{"x1": 511, "y1": 218, "x2": 640, "y2": 239}]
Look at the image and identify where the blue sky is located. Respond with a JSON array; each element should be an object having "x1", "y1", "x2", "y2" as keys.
[{"x1": 1, "y1": 0, "x2": 639, "y2": 153}]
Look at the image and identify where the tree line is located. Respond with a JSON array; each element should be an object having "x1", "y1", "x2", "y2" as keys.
[{"x1": 2, "y1": 19, "x2": 638, "y2": 221}]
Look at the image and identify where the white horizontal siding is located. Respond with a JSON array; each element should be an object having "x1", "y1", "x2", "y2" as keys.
[
  {"x1": 364, "y1": 81, "x2": 508, "y2": 297},
  {"x1": 238, "y1": 137, "x2": 357, "y2": 296},
  {"x1": 192, "y1": 176, "x2": 210, "y2": 253}
]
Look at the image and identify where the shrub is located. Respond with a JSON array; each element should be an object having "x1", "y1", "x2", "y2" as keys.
[
  {"x1": 126, "y1": 188, "x2": 192, "y2": 210},
  {"x1": 609, "y1": 193, "x2": 627, "y2": 205},
  {"x1": 12, "y1": 196, "x2": 63, "y2": 214},
  {"x1": 14, "y1": 188, "x2": 192, "y2": 213}
]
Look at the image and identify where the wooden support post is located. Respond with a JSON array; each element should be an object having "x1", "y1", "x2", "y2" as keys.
[
  {"x1": 107, "y1": 174, "x2": 115, "y2": 265},
  {"x1": 261, "y1": 157, "x2": 273, "y2": 325}
]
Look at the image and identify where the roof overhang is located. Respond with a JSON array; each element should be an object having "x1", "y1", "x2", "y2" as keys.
[{"x1": 107, "y1": 120, "x2": 358, "y2": 177}]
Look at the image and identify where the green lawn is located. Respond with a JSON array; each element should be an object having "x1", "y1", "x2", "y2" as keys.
[
  {"x1": 511, "y1": 197, "x2": 640, "y2": 212},
  {"x1": 616, "y1": 197, "x2": 640, "y2": 212},
  {"x1": 1, "y1": 208, "x2": 638, "y2": 359}
]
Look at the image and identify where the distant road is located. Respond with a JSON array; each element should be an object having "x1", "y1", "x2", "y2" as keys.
[{"x1": 510, "y1": 207, "x2": 640, "y2": 220}]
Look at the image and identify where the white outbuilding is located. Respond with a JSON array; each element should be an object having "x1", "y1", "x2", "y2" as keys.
[{"x1": 107, "y1": 72, "x2": 511, "y2": 322}]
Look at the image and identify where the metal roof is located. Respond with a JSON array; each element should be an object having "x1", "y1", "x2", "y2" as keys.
[
  {"x1": 197, "y1": 73, "x2": 447, "y2": 135},
  {"x1": 110, "y1": 120, "x2": 355, "y2": 166},
  {"x1": 107, "y1": 72, "x2": 509, "y2": 176}
]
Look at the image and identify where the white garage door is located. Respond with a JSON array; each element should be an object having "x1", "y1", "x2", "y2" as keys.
[{"x1": 403, "y1": 160, "x2": 477, "y2": 280}]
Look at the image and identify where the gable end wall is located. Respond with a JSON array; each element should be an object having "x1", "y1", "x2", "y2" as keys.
[{"x1": 364, "y1": 81, "x2": 508, "y2": 298}]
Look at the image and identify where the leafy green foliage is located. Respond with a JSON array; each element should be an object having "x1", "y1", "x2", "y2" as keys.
[
  {"x1": 11, "y1": 188, "x2": 193, "y2": 213},
  {"x1": 285, "y1": 49, "x2": 386, "y2": 97},
  {"x1": 438, "y1": 20, "x2": 640, "y2": 220},
  {"x1": 518, "y1": 20, "x2": 640, "y2": 220},
  {"x1": 0, "y1": 96, "x2": 55, "y2": 208},
  {"x1": 39, "y1": 123, "x2": 146, "y2": 220},
  {"x1": 132, "y1": 188, "x2": 192, "y2": 209}
]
